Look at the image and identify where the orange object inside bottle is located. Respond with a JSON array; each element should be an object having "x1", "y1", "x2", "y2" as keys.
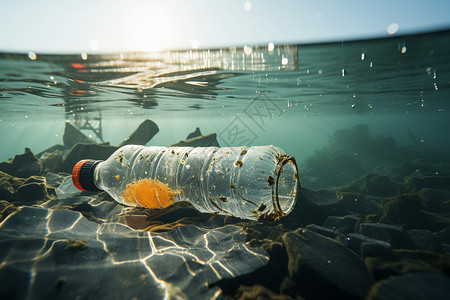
[{"x1": 122, "y1": 178, "x2": 179, "y2": 209}]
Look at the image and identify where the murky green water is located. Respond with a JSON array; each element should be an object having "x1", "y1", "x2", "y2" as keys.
[{"x1": 1, "y1": 30, "x2": 449, "y2": 189}]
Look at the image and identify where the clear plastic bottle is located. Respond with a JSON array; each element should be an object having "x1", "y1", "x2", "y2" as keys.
[{"x1": 72, "y1": 145, "x2": 299, "y2": 221}]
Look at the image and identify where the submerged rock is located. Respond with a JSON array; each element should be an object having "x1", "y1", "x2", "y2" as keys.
[
  {"x1": 0, "y1": 148, "x2": 43, "y2": 178},
  {"x1": 367, "y1": 272, "x2": 450, "y2": 300},
  {"x1": 14, "y1": 176, "x2": 56, "y2": 203},
  {"x1": 171, "y1": 133, "x2": 220, "y2": 147},
  {"x1": 63, "y1": 122, "x2": 92, "y2": 148},
  {"x1": 119, "y1": 119, "x2": 159, "y2": 147},
  {"x1": 282, "y1": 229, "x2": 373, "y2": 299},
  {"x1": 0, "y1": 171, "x2": 25, "y2": 201},
  {"x1": 380, "y1": 193, "x2": 450, "y2": 232},
  {"x1": 322, "y1": 215, "x2": 363, "y2": 234},
  {"x1": 364, "y1": 249, "x2": 450, "y2": 282},
  {"x1": 186, "y1": 127, "x2": 202, "y2": 140},
  {"x1": 358, "y1": 223, "x2": 415, "y2": 249},
  {"x1": 59, "y1": 143, "x2": 118, "y2": 173},
  {"x1": 0, "y1": 200, "x2": 16, "y2": 222},
  {"x1": 364, "y1": 174, "x2": 400, "y2": 197}
]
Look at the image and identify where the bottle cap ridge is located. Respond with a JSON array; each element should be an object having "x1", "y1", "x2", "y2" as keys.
[{"x1": 72, "y1": 160, "x2": 102, "y2": 192}]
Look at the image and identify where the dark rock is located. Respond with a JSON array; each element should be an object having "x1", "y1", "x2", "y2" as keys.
[
  {"x1": 211, "y1": 240, "x2": 290, "y2": 297},
  {"x1": 443, "y1": 244, "x2": 450, "y2": 255},
  {"x1": 36, "y1": 144, "x2": 66, "y2": 159},
  {"x1": 418, "y1": 188, "x2": 450, "y2": 213},
  {"x1": 364, "y1": 249, "x2": 450, "y2": 281},
  {"x1": 294, "y1": 188, "x2": 346, "y2": 225},
  {"x1": 358, "y1": 223, "x2": 415, "y2": 249},
  {"x1": 171, "y1": 133, "x2": 220, "y2": 147},
  {"x1": 59, "y1": 143, "x2": 119, "y2": 173},
  {"x1": 367, "y1": 272, "x2": 450, "y2": 300},
  {"x1": 408, "y1": 229, "x2": 443, "y2": 252},
  {"x1": 0, "y1": 148, "x2": 43, "y2": 178},
  {"x1": 0, "y1": 200, "x2": 17, "y2": 222},
  {"x1": 118, "y1": 119, "x2": 159, "y2": 147},
  {"x1": 380, "y1": 193, "x2": 450, "y2": 232},
  {"x1": 0, "y1": 171, "x2": 25, "y2": 201},
  {"x1": 346, "y1": 233, "x2": 392, "y2": 257},
  {"x1": 305, "y1": 224, "x2": 346, "y2": 241},
  {"x1": 282, "y1": 229, "x2": 372, "y2": 299},
  {"x1": 15, "y1": 176, "x2": 56, "y2": 202},
  {"x1": 407, "y1": 176, "x2": 450, "y2": 191},
  {"x1": 365, "y1": 174, "x2": 399, "y2": 197},
  {"x1": 436, "y1": 227, "x2": 450, "y2": 245},
  {"x1": 63, "y1": 122, "x2": 91, "y2": 148},
  {"x1": 322, "y1": 215, "x2": 363, "y2": 234},
  {"x1": 42, "y1": 149, "x2": 65, "y2": 172},
  {"x1": 230, "y1": 285, "x2": 297, "y2": 300},
  {"x1": 186, "y1": 127, "x2": 202, "y2": 140},
  {"x1": 65, "y1": 239, "x2": 88, "y2": 250}
]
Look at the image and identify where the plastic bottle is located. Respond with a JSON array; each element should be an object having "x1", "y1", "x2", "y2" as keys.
[{"x1": 72, "y1": 145, "x2": 299, "y2": 221}]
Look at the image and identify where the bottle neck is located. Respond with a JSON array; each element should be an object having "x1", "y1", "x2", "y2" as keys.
[{"x1": 73, "y1": 160, "x2": 103, "y2": 192}]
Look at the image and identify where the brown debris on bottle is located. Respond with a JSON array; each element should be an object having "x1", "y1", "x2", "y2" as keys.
[{"x1": 122, "y1": 178, "x2": 180, "y2": 209}]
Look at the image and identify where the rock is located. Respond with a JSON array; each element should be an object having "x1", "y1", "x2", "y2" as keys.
[
  {"x1": 171, "y1": 133, "x2": 220, "y2": 147},
  {"x1": 0, "y1": 148, "x2": 43, "y2": 178},
  {"x1": 443, "y1": 244, "x2": 450, "y2": 255},
  {"x1": 322, "y1": 215, "x2": 363, "y2": 234},
  {"x1": 0, "y1": 171, "x2": 25, "y2": 201},
  {"x1": 364, "y1": 174, "x2": 399, "y2": 197},
  {"x1": 282, "y1": 229, "x2": 372, "y2": 299},
  {"x1": 358, "y1": 223, "x2": 414, "y2": 249},
  {"x1": 364, "y1": 249, "x2": 450, "y2": 282},
  {"x1": 186, "y1": 127, "x2": 202, "y2": 140},
  {"x1": 418, "y1": 188, "x2": 450, "y2": 213},
  {"x1": 42, "y1": 149, "x2": 65, "y2": 172},
  {"x1": 346, "y1": 233, "x2": 392, "y2": 257},
  {"x1": 305, "y1": 224, "x2": 346, "y2": 241},
  {"x1": 15, "y1": 176, "x2": 56, "y2": 203},
  {"x1": 380, "y1": 193, "x2": 450, "y2": 232},
  {"x1": 294, "y1": 188, "x2": 346, "y2": 225},
  {"x1": 231, "y1": 285, "x2": 295, "y2": 300},
  {"x1": 0, "y1": 200, "x2": 17, "y2": 222},
  {"x1": 59, "y1": 143, "x2": 119, "y2": 173},
  {"x1": 63, "y1": 122, "x2": 91, "y2": 148},
  {"x1": 366, "y1": 272, "x2": 450, "y2": 300},
  {"x1": 408, "y1": 229, "x2": 443, "y2": 252},
  {"x1": 36, "y1": 144, "x2": 66, "y2": 159},
  {"x1": 118, "y1": 119, "x2": 159, "y2": 147},
  {"x1": 407, "y1": 176, "x2": 450, "y2": 191},
  {"x1": 436, "y1": 227, "x2": 450, "y2": 245}
]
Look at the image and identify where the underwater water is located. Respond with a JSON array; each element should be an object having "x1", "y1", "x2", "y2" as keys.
[{"x1": 1, "y1": 29, "x2": 450, "y2": 299}]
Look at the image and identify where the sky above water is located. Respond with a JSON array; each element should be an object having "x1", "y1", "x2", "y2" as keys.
[{"x1": 1, "y1": 0, "x2": 450, "y2": 54}]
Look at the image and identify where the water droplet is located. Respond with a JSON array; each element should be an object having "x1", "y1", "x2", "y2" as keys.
[
  {"x1": 28, "y1": 51, "x2": 37, "y2": 60},
  {"x1": 243, "y1": 1, "x2": 252, "y2": 11},
  {"x1": 281, "y1": 57, "x2": 288, "y2": 65},
  {"x1": 361, "y1": 53, "x2": 365, "y2": 60},
  {"x1": 190, "y1": 39, "x2": 200, "y2": 49},
  {"x1": 387, "y1": 23, "x2": 399, "y2": 35},
  {"x1": 81, "y1": 52, "x2": 88, "y2": 60},
  {"x1": 352, "y1": 104, "x2": 356, "y2": 108},
  {"x1": 341, "y1": 69, "x2": 346, "y2": 76},
  {"x1": 268, "y1": 42, "x2": 275, "y2": 52},
  {"x1": 243, "y1": 45, "x2": 252, "y2": 56},
  {"x1": 401, "y1": 46, "x2": 407, "y2": 54},
  {"x1": 433, "y1": 69, "x2": 437, "y2": 79}
]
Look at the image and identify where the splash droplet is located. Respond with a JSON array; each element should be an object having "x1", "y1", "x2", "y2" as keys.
[{"x1": 28, "y1": 51, "x2": 37, "y2": 60}]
